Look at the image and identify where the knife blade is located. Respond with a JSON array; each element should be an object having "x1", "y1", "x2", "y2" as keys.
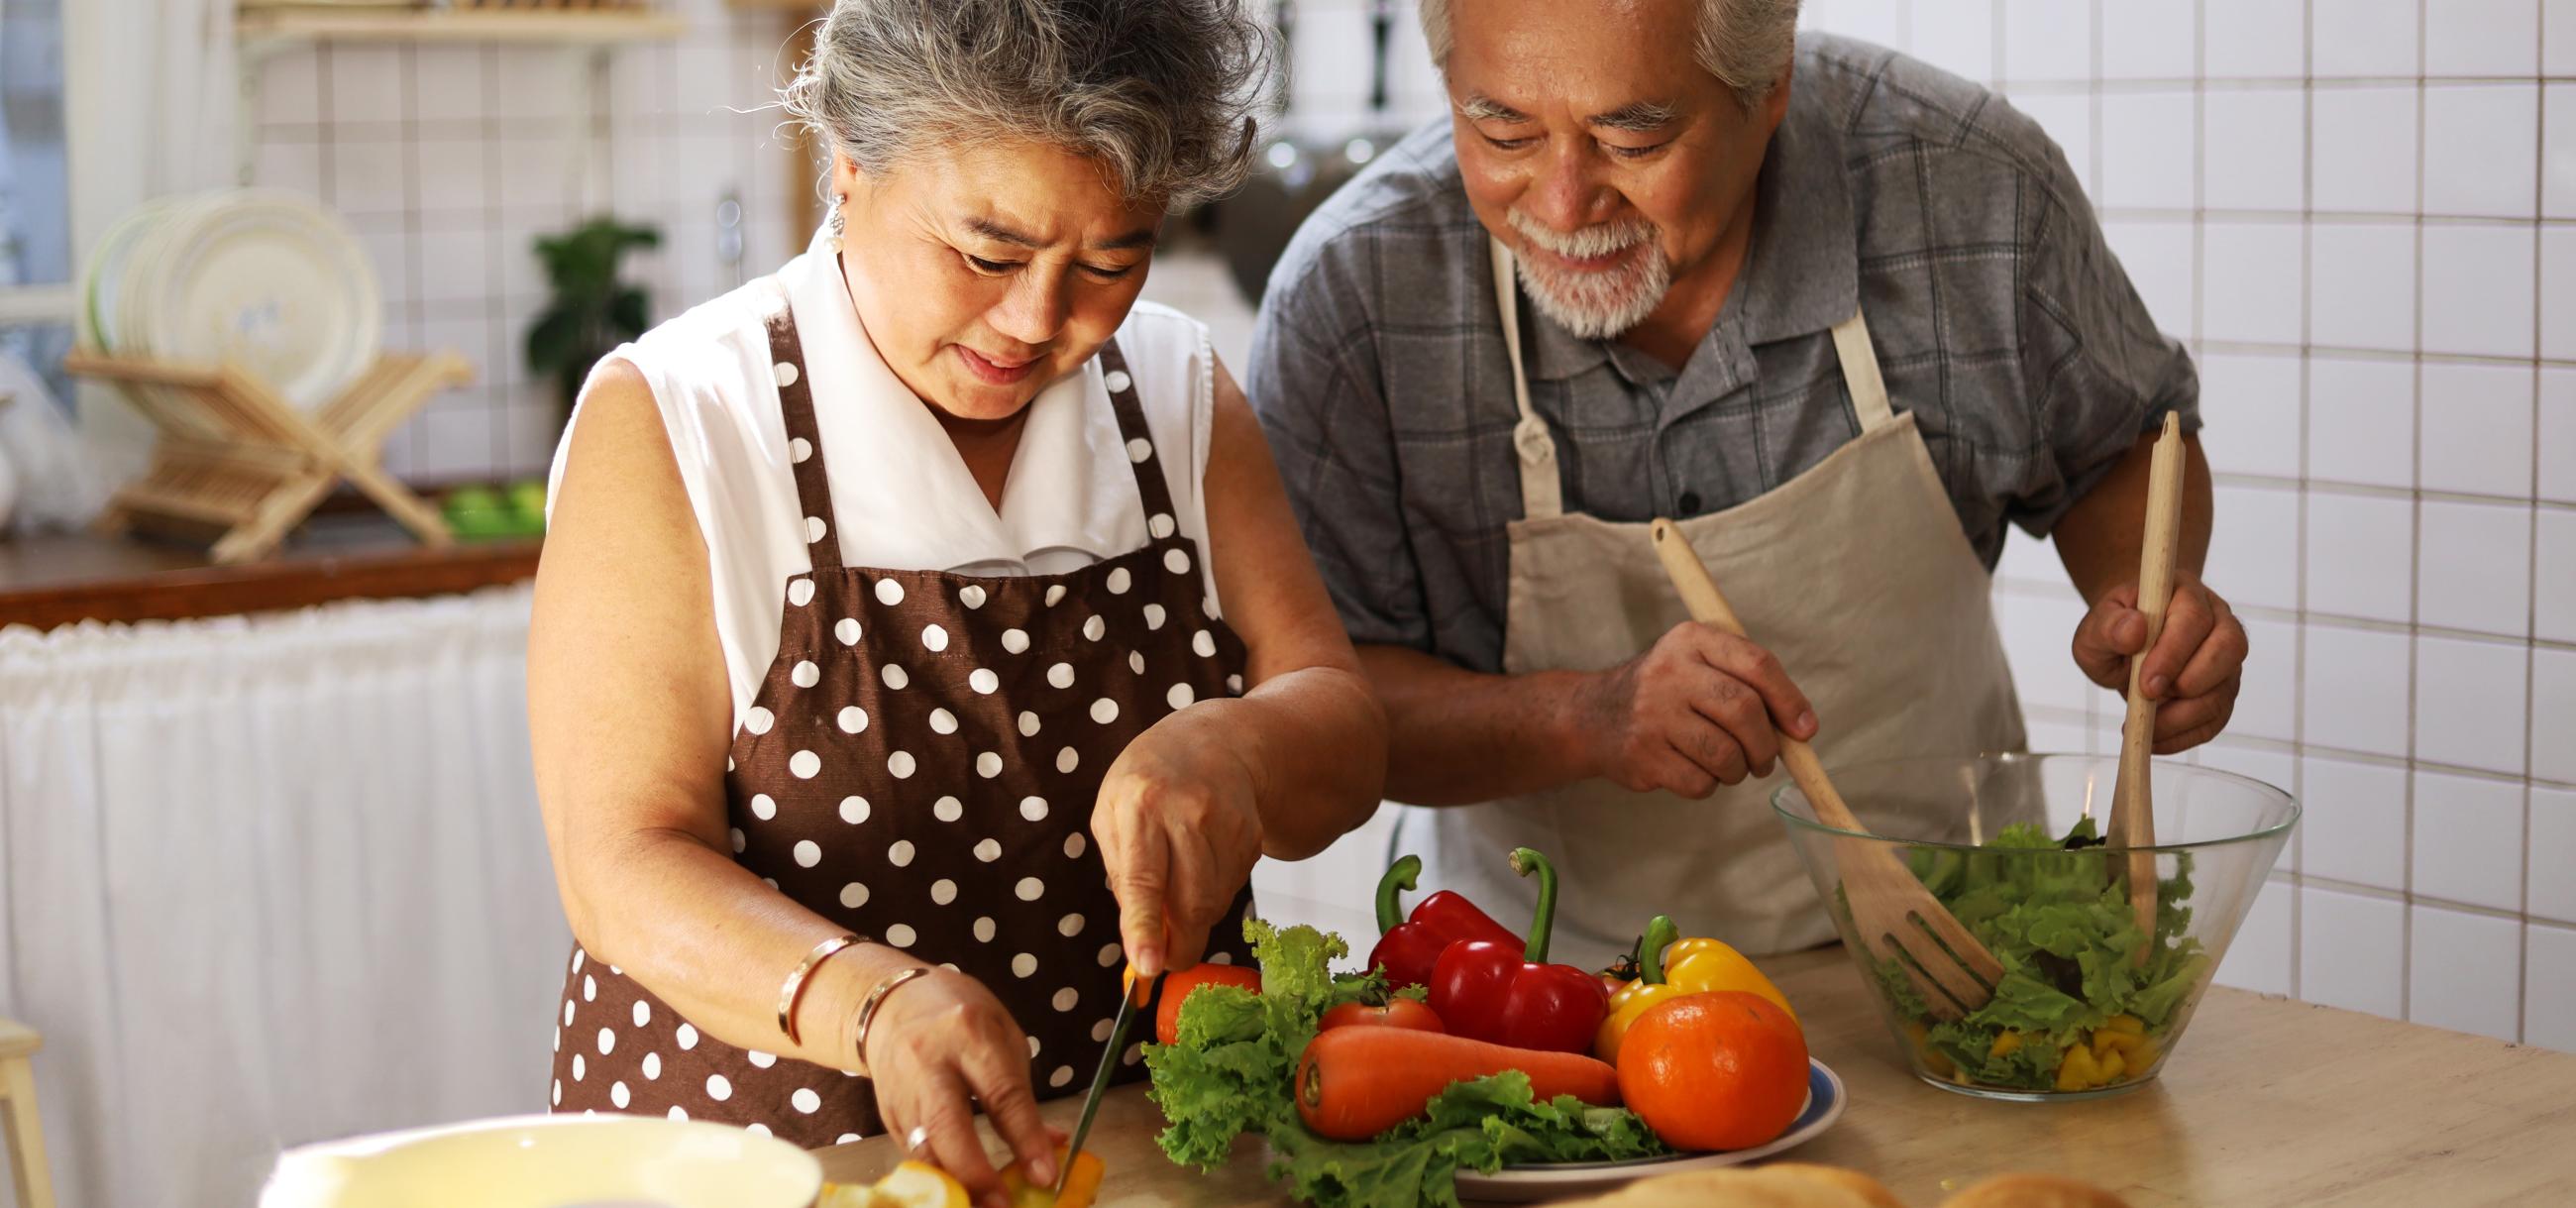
[{"x1": 1057, "y1": 967, "x2": 1158, "y2": 1196}]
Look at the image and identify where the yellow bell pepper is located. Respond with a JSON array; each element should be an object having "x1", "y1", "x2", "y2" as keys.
[
  {"x1": 1592, "y1": 917, "x2": 1800, "y2": 1063},
  {"x1": 1661, "y1": 937, "x2": 1798, "y2": 1024}
]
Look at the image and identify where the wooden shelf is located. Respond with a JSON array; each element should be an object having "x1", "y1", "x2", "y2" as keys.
[{"x1": 237, "y1": 5, "x2": 687, "y2": 46}]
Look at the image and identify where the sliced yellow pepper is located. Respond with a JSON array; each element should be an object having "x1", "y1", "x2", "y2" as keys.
[
  {"x1": 2102, "y1": 1013, "x2": 2146, "y2": 1035},
  {"x1": 2055, "y1": 1043, "x2": 2103, "y2": 1091},
  {"x1": 1989, "y1": 1030, "x2": 2024, "y2": 1059},
  {"x1": 1906, "y1": 1020, "x2": 1956, "y2": 1078},
  {"x1": 1592, "y1": 916, "x2": 1803, "y2": 1063}
]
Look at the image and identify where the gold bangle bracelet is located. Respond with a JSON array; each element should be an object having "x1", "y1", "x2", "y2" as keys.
[
  {"x1": 849, "y1": 964, "x2": 935, "y2": 1077},
  {"x1": 777, "y1": 932, "x2": 864, "y2": 1047}
]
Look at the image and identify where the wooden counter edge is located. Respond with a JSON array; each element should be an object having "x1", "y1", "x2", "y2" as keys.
[{"x1": 0, "y1": 537, "x2": 542, "y2": 629}]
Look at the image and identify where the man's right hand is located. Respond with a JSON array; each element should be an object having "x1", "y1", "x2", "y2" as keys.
[{"x1": 1571, "y1": 621, "x2": 1819, "y2": 797}]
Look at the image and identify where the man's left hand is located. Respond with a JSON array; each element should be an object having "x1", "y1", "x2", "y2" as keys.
[{"x1": 2069, "y1": 569, "x2": 2246, "y2": 753}]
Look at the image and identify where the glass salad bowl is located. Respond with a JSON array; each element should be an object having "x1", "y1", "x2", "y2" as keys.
[{"x1": 1772, "y1": 752, "x2": 2297, "y2": 1102}]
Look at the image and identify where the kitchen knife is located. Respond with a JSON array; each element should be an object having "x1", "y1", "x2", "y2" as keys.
[{"x1": 1056, "y1": 967, "x2": 1159, "y2": 1196}]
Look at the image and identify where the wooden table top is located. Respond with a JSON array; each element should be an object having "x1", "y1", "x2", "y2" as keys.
[
  {"x1": 815, "y1": 947, "x2": 2576, "y2": 1207},
  {"x1": 0, "y1": 514, "x2": 538, "y2": 628}
]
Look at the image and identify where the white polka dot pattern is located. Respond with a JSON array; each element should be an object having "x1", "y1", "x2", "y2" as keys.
[
  {"x1": 1103, "y1": 369, "x2": 1131, "y2": 393},
  {"x1": 932, "y1": 796, "x2": 962, "y2": 823}
]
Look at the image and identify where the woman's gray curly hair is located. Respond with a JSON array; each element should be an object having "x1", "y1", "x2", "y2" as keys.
[
  {"x1": 1418, "y1": 0, "x2": 1800, "y2": 109},
  {"x1": 782, "y1": 0, "x2": 1268, "y2": 211}
]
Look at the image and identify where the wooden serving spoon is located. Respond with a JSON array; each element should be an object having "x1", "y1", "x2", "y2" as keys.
[
  {"x1": 1649, "y1": 519, "x2": 2001, "y2": 1019},
  {"x1": 2109, "y1": 412, "x2": 2190, "y2": 958}
]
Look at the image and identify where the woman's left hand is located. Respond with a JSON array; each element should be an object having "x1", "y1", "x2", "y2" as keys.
[{"x1": 1091, "y1": 704, "x2": 1265, "y2": 977}]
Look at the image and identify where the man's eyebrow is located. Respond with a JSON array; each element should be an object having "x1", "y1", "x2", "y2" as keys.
[
  {"x1": 1587, "y1": 100, "x2": 1678, "y2": 132},
  {"x1": 1457, "y1": 94, "x2": 1529, "y2": 123}
]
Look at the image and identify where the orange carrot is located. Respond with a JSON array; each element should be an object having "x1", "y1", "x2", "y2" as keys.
[{"x1": 1294, "y1": 1025, "x2": 1622, "y2": 1140}]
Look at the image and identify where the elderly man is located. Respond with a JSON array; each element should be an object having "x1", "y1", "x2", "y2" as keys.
[{"x1": 1247, "y1": 0, "x2": 2247, "y2": 961}]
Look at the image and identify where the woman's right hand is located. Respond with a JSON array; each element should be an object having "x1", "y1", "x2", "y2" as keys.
[{"x1": 857, "y1": 965, "x2": 1058, "y2": 1208}]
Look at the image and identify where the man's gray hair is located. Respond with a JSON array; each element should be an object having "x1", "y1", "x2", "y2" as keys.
[
  {"x1": 1418, "y1": 0, "x2": 1801, "y2": 108},
  {"x1": 783, "y1": 0, "x2": 1267, "y2": 210}
]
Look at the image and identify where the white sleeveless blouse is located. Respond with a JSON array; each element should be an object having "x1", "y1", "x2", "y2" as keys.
[{"x1": 548, "y1": 231, "x2": 1227, "y2": 728}]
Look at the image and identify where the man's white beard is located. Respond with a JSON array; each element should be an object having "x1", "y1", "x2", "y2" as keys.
[{"x1": 1507, "y1": 208, "x2": 1672, "y2": 340}]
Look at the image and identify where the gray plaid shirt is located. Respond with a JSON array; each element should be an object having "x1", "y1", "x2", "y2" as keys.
[{"x1": 1246, "y1": 33, "x2": 2199, "y2": 674}]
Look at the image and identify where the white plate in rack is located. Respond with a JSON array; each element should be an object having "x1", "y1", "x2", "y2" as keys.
[{"x1": 117, "y1": 189, "x2": 380, "y2": 410}]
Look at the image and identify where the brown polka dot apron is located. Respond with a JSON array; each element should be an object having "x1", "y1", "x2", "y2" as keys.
[{"x1": 549, "y1": 282, "x2": 1256, "y2": 1146}]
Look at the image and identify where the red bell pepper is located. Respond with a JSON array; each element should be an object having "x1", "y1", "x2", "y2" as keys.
[
  {"x1": 1364, "y1": 853, "x2": 1520, "y2": 991},
  {"x1": 1426, "y1": 847, "x2": 1610, "y2": 1053}
]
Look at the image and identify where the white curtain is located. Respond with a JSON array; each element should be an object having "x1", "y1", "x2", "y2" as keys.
[
  {"x1": 0, "y1": 586, "x2": 568, "y2": 1208},
  {"x1": 59, "y1": 0, "x2": 241, "y2": 481}
]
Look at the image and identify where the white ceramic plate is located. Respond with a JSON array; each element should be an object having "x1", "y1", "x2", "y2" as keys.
[
  {"x1": 119, "y1": 189, "x2": 380, "y2": 410},
  {"x1": 257, "y1": 1113, "x2": 822, "y2": 1208},
  {"x1": 80, "y1": 195, "x2": 189, "y2": 353},
  {"x1": 1451, "y1": 1057, "x2": 1848, "y2": 1203}
]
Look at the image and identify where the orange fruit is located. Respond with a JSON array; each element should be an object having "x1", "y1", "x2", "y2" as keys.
[
  {"x1": 999, "y1": 1145, "x2": 1105, "y2": 1208},
  {"x1": 1616, "y1": 990, "x2": 1809, "y2": 1152}
]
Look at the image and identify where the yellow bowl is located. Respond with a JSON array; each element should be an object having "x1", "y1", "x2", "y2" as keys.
[{"x1": 258, "y1": 1114, "x2": 822, "y2": 1208}]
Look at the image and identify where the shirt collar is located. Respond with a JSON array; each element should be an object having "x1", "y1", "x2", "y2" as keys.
[
  {"x1": 779, "y1": 228, "x2": 1138, "y2": 573},
  {"x1": 1518, "y1": 84, "x2": 1857, "y2": 383}
]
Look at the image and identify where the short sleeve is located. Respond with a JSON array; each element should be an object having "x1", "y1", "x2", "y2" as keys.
[
  {"x1": 1244, "y1": 250, "x2": 1432, "y2": 651},
  {"x1": 2008, "y1": 141, "x2": 2202, "y2": 538}
]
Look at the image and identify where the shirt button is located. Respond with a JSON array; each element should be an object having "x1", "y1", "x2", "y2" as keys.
[{"x1": 1678, "y1": 491, "x2": 1703, "y2": 513}]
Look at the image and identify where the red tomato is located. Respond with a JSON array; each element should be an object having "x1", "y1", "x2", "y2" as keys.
[
  {"x1": 1319, "y1": 997, "x2": 1447, "y2": 1034},
  {"x1": 1153, "y1": 962, "x2": 1263, "y2": 1045}
]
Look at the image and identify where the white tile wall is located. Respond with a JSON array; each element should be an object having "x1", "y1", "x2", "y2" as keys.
[
  {"x1": 2302, "y1": 886, "x2": 2408, "y2": 1017},
  {"x1": 2407, "y1": 905, "x2": 2522, "y2": 1041},
  {"x1": 2526, "y1": 924, "x2": 2576, "y2": 1050}
]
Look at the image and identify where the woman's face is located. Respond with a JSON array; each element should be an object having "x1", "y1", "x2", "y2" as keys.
[{"x1": 833, "y1": 140, "x2": 1163, "y2": 423}]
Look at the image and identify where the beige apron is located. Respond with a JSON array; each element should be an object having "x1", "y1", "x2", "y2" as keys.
[{"x1": 1398, "y1": 238, "x2": 2026, "y2": 962}]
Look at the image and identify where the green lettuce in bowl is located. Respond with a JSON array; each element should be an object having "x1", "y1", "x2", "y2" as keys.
[{"x1": 1774, "y1": 753, "x2": 2296, "y2": 1101}]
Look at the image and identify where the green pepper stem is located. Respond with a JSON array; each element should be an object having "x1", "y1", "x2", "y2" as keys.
[
  {"x1": 1374, "y1": 854, "x2": 1422, "y2": 934},
  {"x1": 1508, "y1": 847, "x2": 1560, "y2": 964},
  {"x1": 1639, "y1": 916, "x2": 1677, "y2": 985}
]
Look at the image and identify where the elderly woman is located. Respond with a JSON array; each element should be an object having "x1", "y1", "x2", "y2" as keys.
[{"x1": 528, "y1": 0, "x2": 1384, "y2": 1199}]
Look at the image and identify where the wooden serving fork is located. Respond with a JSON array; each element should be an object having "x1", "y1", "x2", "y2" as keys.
[{"x1": 1649, "y1": 519, "x2": 2001, "y2": 1019}]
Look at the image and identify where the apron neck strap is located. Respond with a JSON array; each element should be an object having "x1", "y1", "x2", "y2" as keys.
[
  {"x1": 764, "y1": 278, "x2": 843, "y2": 571},
  {"x1": 1828, "y1": 308, "x2": 1896, "y2": 432},
  {"x1": 1490, "y1": 237, "x2": 1565, "y2": 521},
  {"x1": 1093, "y1": 338, "x2": 1179, "y2": 532}
]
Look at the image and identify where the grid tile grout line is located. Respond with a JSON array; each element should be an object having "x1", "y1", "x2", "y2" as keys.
[
  {"x1": 2397, "y1": 0, "x2": 2425, "y2": 1030},
  {"x1": 2523, "y1": 0, "x2": 2550, "y2": 1048}
]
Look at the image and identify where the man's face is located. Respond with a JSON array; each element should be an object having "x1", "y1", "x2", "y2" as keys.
[{"x1": 1445, "y1": 0, "x2": 1788, "y2": 339}]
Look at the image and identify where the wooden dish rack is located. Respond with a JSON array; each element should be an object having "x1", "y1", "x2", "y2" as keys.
[{"x1": 62, "y1": 351, "x2": 471, "y2": 564}]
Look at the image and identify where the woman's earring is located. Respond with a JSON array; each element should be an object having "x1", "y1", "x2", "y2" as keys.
[{"x1": 828, "y1": 197, "x2": 847, "y2": 254}]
